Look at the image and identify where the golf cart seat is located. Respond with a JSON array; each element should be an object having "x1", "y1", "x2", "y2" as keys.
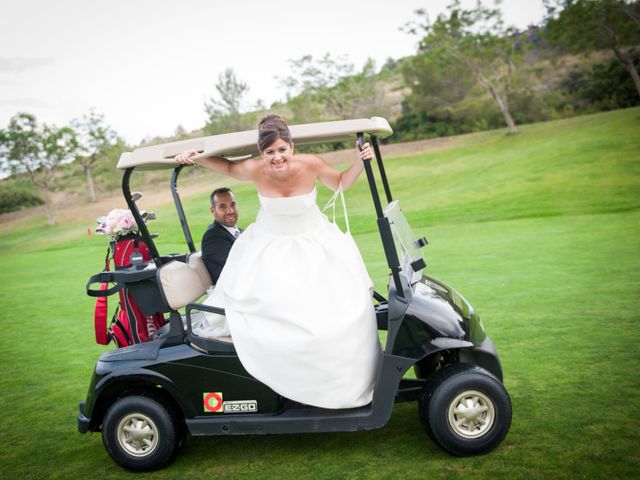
[{"x1": 156, "y1": 253, "x2": 232, "y2": 345}]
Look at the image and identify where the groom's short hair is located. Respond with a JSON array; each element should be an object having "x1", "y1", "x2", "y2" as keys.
[{"x1": 210, "y1": 187, "x2": 233, "y2": 207}]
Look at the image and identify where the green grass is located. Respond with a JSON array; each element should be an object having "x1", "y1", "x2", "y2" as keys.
[{"x1": 0, "y1": 108, "x2": 639, "y2": 479}]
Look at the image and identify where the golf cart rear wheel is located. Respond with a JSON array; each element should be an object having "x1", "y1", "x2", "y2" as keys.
[
  {"x1": 419, "y1": 364, "x2": 511, "y2": 456},
  {"x1": 102, "y1": 395, "x2": 178, "y2": 472}
]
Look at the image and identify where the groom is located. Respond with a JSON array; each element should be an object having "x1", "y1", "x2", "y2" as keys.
[{"x1": 201, "y1": 187, "x2": 242, "y2": 285}]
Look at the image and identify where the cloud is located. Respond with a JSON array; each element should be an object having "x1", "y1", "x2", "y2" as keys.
[{"x1": 0, "y1": 57, "x2": 54, "y2": 73}]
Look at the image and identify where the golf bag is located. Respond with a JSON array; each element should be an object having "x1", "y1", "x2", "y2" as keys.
[{"x1": 92, "y1": 234, "x2": 166, "y2": 347}]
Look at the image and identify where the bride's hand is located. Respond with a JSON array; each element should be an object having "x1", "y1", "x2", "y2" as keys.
[
  {"x1": 175, "y1": 149, "x2": 199, "y2": 165},
  {"x1": 356, "y1": 141, "x2": 373, "y2": 162}
]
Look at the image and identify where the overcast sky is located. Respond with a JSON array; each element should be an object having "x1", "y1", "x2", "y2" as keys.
[{"x1": 0, "y1": 0, "x2": 546, "y2": 144}]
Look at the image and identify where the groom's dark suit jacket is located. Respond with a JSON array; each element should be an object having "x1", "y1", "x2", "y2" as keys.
[{"x1": 201, "y1": 221, "x2": 241, "y2": 285}]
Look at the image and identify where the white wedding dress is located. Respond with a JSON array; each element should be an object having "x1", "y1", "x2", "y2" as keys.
[{"x1": 194, "y1": 187, "x2": 381, "y2": 409}]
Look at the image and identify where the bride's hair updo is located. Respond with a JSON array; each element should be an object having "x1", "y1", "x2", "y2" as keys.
[{"x1": 258, "y1": 114, "x2": 292, "y2": 152}]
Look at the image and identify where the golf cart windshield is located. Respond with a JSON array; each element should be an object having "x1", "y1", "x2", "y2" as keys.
[{"x1": 384, "y1": 201, "x2": 425, "y2": 277}]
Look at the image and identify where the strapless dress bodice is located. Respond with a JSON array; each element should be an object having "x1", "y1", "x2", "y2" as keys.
[
  {"x1": 256, "y1": 188, "x2": 323, "y2": 235},
  {"x1": 258, "y1": 188, "x2": 318, "y2": 215}
]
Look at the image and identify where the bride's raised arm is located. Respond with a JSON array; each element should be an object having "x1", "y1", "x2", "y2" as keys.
[
  {"x1": 175, "y1": 149, "x2": 253, "y2": 181},
  {"x1": 316, "y1": 142, "x2": 373, "y2": 191}
]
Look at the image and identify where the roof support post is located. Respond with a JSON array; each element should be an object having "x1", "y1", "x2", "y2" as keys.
[
  {"x1": 371, "y1": 135, "x2": 392, "y2": 204},
  {"x1": 358, "y1": 133, "x2": 404, "y2": 298},
  {"x1": 171, "y1": 166, "x2": 196, "y2": 253}
]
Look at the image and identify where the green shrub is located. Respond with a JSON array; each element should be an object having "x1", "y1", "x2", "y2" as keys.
[
  {"x1": 390, "y1": 110, "x2": 468, "y2": 142},
  {"x1": 0, "y1": 184, "x2": 44, "y2": 214},
  {"x1": 559, "y1": 52, "x2": 640, "y2": 111}
]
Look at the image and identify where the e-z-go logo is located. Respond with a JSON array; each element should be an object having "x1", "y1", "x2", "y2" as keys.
[{"x1": 203, "y1": 392, "x2": 257, "y2": 413}]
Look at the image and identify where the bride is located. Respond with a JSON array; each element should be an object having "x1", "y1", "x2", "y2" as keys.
[{"x1": 175, "y1": 114, "x2": 381, "y2": 409}]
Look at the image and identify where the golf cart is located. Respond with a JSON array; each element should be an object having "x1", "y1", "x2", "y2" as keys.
[{"x1": 79, "y1": 117, "x2": 512, "y2": 471}]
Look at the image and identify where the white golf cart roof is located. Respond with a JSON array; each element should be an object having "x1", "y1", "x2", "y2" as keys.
[{"x1": 117, "y1": 117, "x2": 392, "y2": 170}]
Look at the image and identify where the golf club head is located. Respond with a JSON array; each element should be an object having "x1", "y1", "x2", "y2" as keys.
[
  {"x1": 131, "y1": 192, "x2": 142, "y2": 202},
  {"x1": 140, "y1": 211, "x2": 157, "y2": 222},
  {"x1": 150, "y1": 233, "x2": 159, "y2": 239}
]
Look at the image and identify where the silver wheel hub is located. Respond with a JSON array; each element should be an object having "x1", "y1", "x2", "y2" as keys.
[
  {"x1": 116, "y1": 412, "x2": 159, "y2": 457},
  {"x1": 448, "y1": 389, "x2": 495, "y2": 439}
]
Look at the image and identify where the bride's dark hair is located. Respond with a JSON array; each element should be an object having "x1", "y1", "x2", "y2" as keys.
[{"x1": 258, "y1": 114, "x2": 292, "y2": 152}]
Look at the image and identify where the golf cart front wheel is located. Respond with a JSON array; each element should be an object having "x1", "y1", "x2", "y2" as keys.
[
  {"x1": 102, "y1": 395, "x2": 178, "y2": 472},
  {"x1": 420, "y1": 364, "x2": 512, "y2": 456}
]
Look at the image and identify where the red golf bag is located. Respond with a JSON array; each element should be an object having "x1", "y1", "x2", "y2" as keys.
[{"x1": 92, "y1": 234, "x2": 166, "y2": 347}]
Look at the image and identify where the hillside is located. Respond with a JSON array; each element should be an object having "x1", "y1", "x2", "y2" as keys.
[{"x1": 1, "y1": 107, "x2": 638, "y2": 250}]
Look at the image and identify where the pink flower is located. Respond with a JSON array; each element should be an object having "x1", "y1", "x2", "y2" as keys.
[
  {"x1": 97, "y1": 208, "x2": 138, "y2": 240},
  {"x1": 120, "y1": 215, "x2": 134, "y2": 230}
]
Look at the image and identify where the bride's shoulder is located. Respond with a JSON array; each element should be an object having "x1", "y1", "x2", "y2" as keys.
[
  {"x1": 243, "y1": 157, "x2": 262, "y2": 172},
  {"x1": 295, "y1": 153, "x2": 325, "y2": 167}
]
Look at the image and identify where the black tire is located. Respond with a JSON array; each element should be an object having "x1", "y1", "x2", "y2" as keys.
[
  {"x1": 175, "y1": 415, "x2": 188, "y2": 451},
  {"x1": 102, "y1": 395, "x2": 179, "y2": 472},
  {"x1": 419, "y1": 364, "x2": 512, "y2": 456}
]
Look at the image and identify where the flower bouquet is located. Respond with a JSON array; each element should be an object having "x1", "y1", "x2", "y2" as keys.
[{"x1": 96, "y1": 208, "x2": 139, "y2": 241}]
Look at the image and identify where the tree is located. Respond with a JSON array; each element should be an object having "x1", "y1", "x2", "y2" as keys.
[
  {"x1": 174, "y1": 124, "x2": 189, "y2": 139},
  {"x1": 204, "y1": 68, "x2": 253, "y2": 134},
  {"x1": 0, "y1": 113, "x2": 78, "y2": 225},
  {"x1": 402, "y1": 47, "x2": 476, "y2": 115},
  {"x1": 543, "y1": 0, "x2": 640, "y2": 97},
  {"x1": 404, "y1": 0, "x2": 523, "y2": 133},
  {"x1": 280, "y1": 53, "x2": 355, "y2": 96},
  {"x1": 71, "y1": 108, "x2": 117, "y2": 202},
  {"x1": 279, "y1": 54, "x2": 383, "y2": 121}
]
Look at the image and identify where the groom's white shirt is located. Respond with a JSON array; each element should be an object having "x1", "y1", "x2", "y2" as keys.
[{"x1": 221, "y1": 224, "x2": 241, "y2": 238}]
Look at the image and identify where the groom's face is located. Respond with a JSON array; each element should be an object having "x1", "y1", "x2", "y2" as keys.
[{"x1": 211, "y1": 191, "x2": 238, "y2": 228}]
